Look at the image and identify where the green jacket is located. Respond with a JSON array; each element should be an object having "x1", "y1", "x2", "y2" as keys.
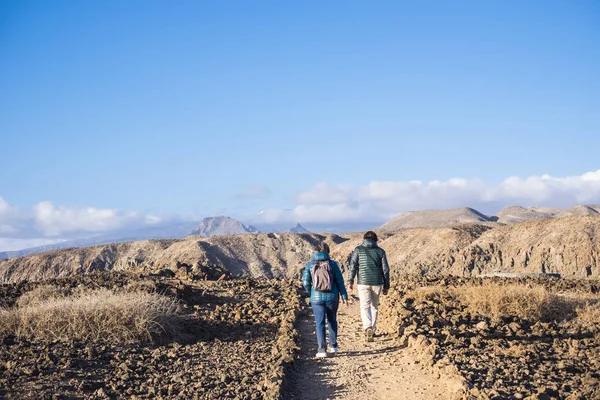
[{"x1": 348, "y1": 239, "x2": 390, "y2": 290}]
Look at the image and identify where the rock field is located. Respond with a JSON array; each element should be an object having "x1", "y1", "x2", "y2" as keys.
[
  {"x1": 380, "y1": 275, "x2": 600, "y2": 400},
  {"x1": 0, "y1": 272, "x2": 301, "y2": 399}
]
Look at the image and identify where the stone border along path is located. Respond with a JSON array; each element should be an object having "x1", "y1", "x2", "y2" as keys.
[{"x1": 284, "y1": 295, "x2": 464, "y2": 400}]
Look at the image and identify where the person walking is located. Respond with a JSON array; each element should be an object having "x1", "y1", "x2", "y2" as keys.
[
  {"x1": 347, "y1": 231, "x2": 390, "y2": 342},
  {"x1": 303, "y1": 242, "x2": 348, "y2": 358}
]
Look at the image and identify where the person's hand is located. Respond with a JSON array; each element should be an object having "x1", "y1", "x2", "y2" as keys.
[
  {"x1": 348, "y1": 283, "x2": 354, "y2": 292},
  {"x1": 341, "y1": 298, "x2": 349, "y2": 307},
  {"x1": 382, "y1": 288, "x2": 389, "y2": 296}
]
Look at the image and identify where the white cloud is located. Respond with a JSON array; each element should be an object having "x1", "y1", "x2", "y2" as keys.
[
  {"x1": 0, "y1": 197, "x2": 167, "y2": 251},
  {"x1": 255, "y1": 170, "x2": 600, "y2": 224},
  {"x1": 34, "y1": 201, "x2": 162, "y2": 236},
  {"x1": 295, "y1": 183, "x2": 353, "y2": 204}
]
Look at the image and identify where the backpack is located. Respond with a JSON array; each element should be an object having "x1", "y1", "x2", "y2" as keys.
[{"x1": 312, "y1": 260, "x2": 333, "y2": 292}]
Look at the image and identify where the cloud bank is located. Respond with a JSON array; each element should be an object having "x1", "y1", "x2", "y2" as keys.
[
  {"x1": 0, "y1": 197, "x2": 164, "y2": 251},
  {"x1": 255, "y1": 170, "x2": 600, "y2": 224},
  {"x1": 2, "y1": 170, "x2": 600, "y2": 251}
]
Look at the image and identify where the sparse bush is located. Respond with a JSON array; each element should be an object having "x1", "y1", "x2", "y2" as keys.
[
  {"x1": 575, "y1": 301, "x2": 600, "y2": 326},
  {"x1": 17, "y1": 285, "x2": 71, "y2": 308},
  {"x1": 0, "y1": 308, "x2": 18, "y2": 339},
  {"x1": 406, "y1": 285, "x2": 454, "y2": 304},
  {"x1": 123, "y1": 279, "x2": 157, "y2": 293},
  {"x1": 456, "y1": 283, "x2": 556, "y2": 322},
  {"x1": 15, "y1": 289, "x2": 183, "y2": 343}
]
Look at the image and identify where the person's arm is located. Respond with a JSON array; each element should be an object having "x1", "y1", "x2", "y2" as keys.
[
  {"x1": 347, "y1": 248, "x2": 359, "y2": 290},
  {"x1": 381, "y1": 249, "x2": 390, "y2": 293},
  {"x1": 302, "y1": 262, "x2": 313, "y2": 294},
  {"x1": 332, "y1": 261, "x2": 348, "y2": 303}
]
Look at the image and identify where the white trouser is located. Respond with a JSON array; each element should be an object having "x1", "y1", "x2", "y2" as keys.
[{"x1": 357, "y1": 284, "x2": 383, "y2": 331}]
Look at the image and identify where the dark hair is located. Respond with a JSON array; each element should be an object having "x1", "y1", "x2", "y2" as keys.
[
  {"x1": 316, "y1": 241, "x2": 330, "y2": 254},
  {"x1": 363, "y1": 231, "x2": 378, "y2": 241}
]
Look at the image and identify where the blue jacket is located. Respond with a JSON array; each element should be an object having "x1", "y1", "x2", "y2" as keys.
[{"x1": 303, "y1": 252, "x2": 348, "y2": 303}]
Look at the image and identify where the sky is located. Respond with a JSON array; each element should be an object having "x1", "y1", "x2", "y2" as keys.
[{"x1": 1, "y1": 1, "x2": 599, "y2": 251}]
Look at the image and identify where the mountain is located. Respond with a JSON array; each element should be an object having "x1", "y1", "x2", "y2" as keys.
[
  {"x1": 0, "y1": 232, "x2": 347, "y2": 283},
  {"x1": 379, "y1": 207, "x2": 494, "y2": 232},
  {"x1": 189, "y1": 216, "x2": 259, "y2": 237},
  {"x1": 495, "y1": 206, "x2": 559, "y2": 224},
  {"x1": 3, "y1": 216, "x2": 600, "y2": 283},
  {"x1": 555, "y1": 204, "x2": 600, "y2": 218},
  {"x1": 288, "y1": 223, "x2": 310, "y2": 233}
]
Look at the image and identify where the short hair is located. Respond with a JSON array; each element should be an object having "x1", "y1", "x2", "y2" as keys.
[
  {"x1": 363, "y1": 231, "x2": 378, "y2": 241},
  {"x1": 316, "y1": 241, "x2": 330, "y2": 254}
]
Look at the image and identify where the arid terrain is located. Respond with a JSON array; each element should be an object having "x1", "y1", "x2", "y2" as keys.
[{"x1": 1, "y1": 214, "x2": 600, "y2": 399}]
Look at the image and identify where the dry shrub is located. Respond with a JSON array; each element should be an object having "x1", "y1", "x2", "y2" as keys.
[
  {"x1": 406, "y1": 286, "x2": 454, "y2": 304},
  {"x1": 455, "y1": 283, "x2": 557, "y2": 322},
  {"x1": 0, "y1": 308, "x2": 18, "y2": 339},
  {"x1": 17, "y1": 285, "x2": 71, "y2": 307},
  {"x1": 124, "y1": 279, "x2": 157, "y2": 293},
  {"x1": 16, "y1": 289, "x2": 183, "y2": 343},
  {"x1": 575, "y1": 302, "x2": 600, "y2": 325}
]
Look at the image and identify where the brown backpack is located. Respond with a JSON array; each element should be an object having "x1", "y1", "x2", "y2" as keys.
[{"x1": 312, "y1": 260, "x2": 333, "y2": 292}]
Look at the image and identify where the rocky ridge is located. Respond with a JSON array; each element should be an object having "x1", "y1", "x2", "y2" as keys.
[
  {"x1": 2, "y1": 216, "x2": 600, "y2": 284},
  {"x1": 380, "y1": 207, "x2": 495, "y2": 232},
  {"x1": 0, "y1": 233, "x2": 345, "y2": 284}
]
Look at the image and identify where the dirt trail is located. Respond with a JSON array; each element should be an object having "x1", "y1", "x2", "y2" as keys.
[{"x1": 284, "y1": 296, "x2": 461, "y2": 400}]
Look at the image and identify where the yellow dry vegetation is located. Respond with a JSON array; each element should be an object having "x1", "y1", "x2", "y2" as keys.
[
  {"x1": 407, "y1": 282, "x2": 600, "y2": 324},
  {"x1": 1, "y1": 288, "x2": 184, "y2": 343}
]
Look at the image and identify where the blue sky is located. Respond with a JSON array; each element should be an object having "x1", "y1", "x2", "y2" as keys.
[{"x1": 1, "y1": 1, "x2": 599, "y2": 249}]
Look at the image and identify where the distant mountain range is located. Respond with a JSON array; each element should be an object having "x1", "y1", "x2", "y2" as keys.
[
  {"x1": 2, "y1": 205, "x2": 599, "y2": 260},
  {"x1": 379, "y1": 204, "x2": 600, "y2": 232},
  {"x1": 3, "y1": 214, "x2": 600, "y2": 283}
]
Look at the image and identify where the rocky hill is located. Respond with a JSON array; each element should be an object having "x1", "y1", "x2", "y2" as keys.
[
  {"x1": 3, "y1": 215, "x2": 600, "y2": 283},
  {"x1": 0, "y1": 233, "x2": 348, "y2": 283},
  {"x1": 495, "y1": 206, "x2": 559, "y2": 224},
  {"x1": 189, "y1": 216, "x2": 259, "y2": 237},
  {"x1": 337, "y1": 216, "x2": 600, "y2": 278},
  {"x1": 380, "y1": 207, "x2": 495, "y2": 232},
  {"x1": 555, "y1": 204, "x2": 600, "y2": 217}
]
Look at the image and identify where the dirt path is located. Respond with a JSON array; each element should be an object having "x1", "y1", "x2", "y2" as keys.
[{"x1": 284, "y1": 296, "x2": 461, "y2": 400}]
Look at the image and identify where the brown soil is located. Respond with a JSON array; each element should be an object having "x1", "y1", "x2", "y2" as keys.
[{"x1": 284, "y1": 297, "x2": 464, "y2": 400}]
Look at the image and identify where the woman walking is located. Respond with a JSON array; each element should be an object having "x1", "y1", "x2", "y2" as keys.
[{"x1": 303, "y1": 242, "x2": 348, "y2": 358}]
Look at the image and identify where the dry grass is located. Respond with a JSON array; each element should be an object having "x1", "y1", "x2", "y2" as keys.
[
  {"x1": 575, "y1": 302, "x2": 600, "y2": 325},
  {"x1": 17, "y1": 285, "x2": 71, "y2": 307},
  {"x1": 3, "y1": 289, "x2": 184, "y2": 343},
  {"x1": 456, "y1": 284, "x2": 557, "y2": 322},
  {"x1": 407, "y1": 282, "x2": 600, "y2": 324},
  {"x1": 0, "y1": 308, "x2": 18, "y2": 339}
]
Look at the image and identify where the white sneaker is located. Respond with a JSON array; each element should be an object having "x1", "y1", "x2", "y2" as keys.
[
  {"x1": 327, "y1": 346, "x2": 339, "y2": 354},
  {"x1": 315, "y1": 351, "x2": 328, "y2": 358}
]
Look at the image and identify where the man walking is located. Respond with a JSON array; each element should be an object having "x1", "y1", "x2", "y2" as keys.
[{"x1": 347, "y1": 231, "x2": 390, "y2": 342}]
